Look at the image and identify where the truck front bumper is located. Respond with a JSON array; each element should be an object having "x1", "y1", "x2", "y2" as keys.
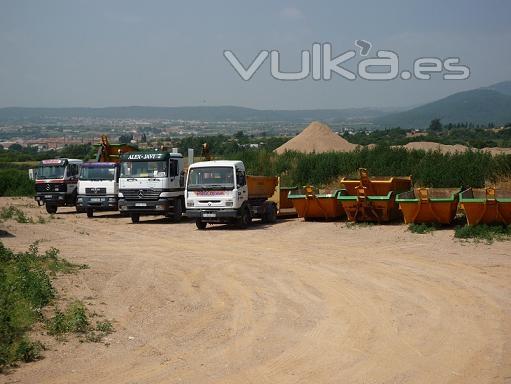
[
  {"x1": 35, "y1": 192, "x2": 67, "y2": 206},
  {"x1": 118, "y1": 198, "x2": 172, "y2": 214},
  {"x1": 77, "y1": 195, "x2": 118, "y2": 211},
  {"x1": 186, "y1": 209, "x2": 239, "y2": 220}
]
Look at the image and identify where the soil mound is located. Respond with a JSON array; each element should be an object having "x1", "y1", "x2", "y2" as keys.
[{"x1": 275, "y1": 121, "x2": 357, "y2": 154}]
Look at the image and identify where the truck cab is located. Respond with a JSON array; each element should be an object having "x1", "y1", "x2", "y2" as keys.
[
  {"x1": 77, "y1": 162, "x2": 120, "y2": 217},
  {"x1": 118, "y1": 151, "x2": 185, "y2": 223},
  {"x1": 186, "y1": 160, "x2": 277, "y2": 229},
  {"x1": 34, "y1": 158, "x2": 83, "y2": 214}
]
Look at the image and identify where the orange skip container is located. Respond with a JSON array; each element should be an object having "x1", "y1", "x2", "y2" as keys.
[
  {"x1": 338, "y1": 169, "x2": 412, "y2": 223},
  {"x1": 459, "y1": 187, "x2": 511, "y2": 225},
  {"x1": 288, "y1": 186, "x2": 345, "y2": 220},
  {"x1": 396, "y1": 188, "x2": 460, "y2": 224}
]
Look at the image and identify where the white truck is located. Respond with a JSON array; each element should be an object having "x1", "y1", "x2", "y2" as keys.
[
  {"x1": 185, "y1": 160, "x2": 278, "y2": 229},
  {"x1": 76, "y1": 162, "x2": 120, "y2": 218},
  {"x1": 34, "y1": 158, "x2": 83, "y2": 214},
  {"x1": 118, "y1": 151, "x2": 186, "y2": 223}
]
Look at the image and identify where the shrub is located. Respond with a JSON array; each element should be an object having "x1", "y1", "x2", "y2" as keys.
[
  {"x1": 408, "y1": 223, "x2": 441, "y2": 234},
  {"x1": 455, "y1": 224, "x2": 511, "y2": 243},
  {"x1": 0, "y1": 206, "x2": 32, "y2": 223},
  {"x1": 0, "y1": 242, "x2": 91, "y2": 371},
  {"x1": 0, "y1": 169, "x2": 34, "y2": 196},
  {"x1": 47, "y1": 301, "x2": 89, "y2": 336},
  {"x1": 0, "y1": 243, "x2": 54, "y2": 369}
]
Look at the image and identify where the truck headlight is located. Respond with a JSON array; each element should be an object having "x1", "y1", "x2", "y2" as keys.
[
  {"x1": 225, "y1": 201, "x2": 233, "y2": 207},
  {"x1": 188, "y1": 201, "x2": 194, "y2": 207},
  {"x1": 77, "y1": 197, "x2": 83, "y2": 202},
  {"x1": 108, "y1": 197, "x2": 116, "y2": 202},
  {"x1": 118, "y1": 192, "x2": 124, "y2": 198}
]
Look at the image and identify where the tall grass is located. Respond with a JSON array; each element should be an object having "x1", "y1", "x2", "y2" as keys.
[
  {"x1": 1, "y1": 146, "x2": 510, "y2": 196},
  {"x1": 227, "y1": 146, "x2": 511, "y2": 188}
]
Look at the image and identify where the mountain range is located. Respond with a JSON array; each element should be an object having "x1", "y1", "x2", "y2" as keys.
[
  {"x1": 0, "y1": 106, "x2": 386, "y2": 124},
  {"x1": 376, "y1": 81, "x2": 511, "y2": 128},
  {"x1": 1, "y1": 81, "x2": 510, "y2": 129}
]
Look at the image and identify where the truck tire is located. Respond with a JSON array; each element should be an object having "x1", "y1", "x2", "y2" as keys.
[
  {"x1": 196, "y1": 219, "x2": 207, "y2": 230},
  {"x1": 86, "y1": 208, "x2": 94, "y2": 218},
  {"x1": 46, "y1": 204, "x2": 57, "y2": 214},
  {"x1": 131, "y1": 213, "x2": 140, "y2": 224},
  {"x1": 263, "y1": 203, "x2": 277, "y2": 224},
  {"x1": 237, "y1": 207, "x2": 252, "y2": 229}
]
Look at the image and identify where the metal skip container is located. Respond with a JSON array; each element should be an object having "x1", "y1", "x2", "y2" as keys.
[
  {"x1": 337, "y1": 168, "x2": 412, "y2": 222},
  {"x1": 288, "y1": 186, "x2": 345, "y2": 220},
  {"x1": 460, "y1": 187, "x2": 511, "y2": 225},
  {"x1": 396, "y1": 188, "x2": 461, "y2": 224}
]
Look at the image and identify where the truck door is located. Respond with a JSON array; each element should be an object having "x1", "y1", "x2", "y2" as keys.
[
  {"x1": 65, "y1": 163, "x2": 80, "y2": 194},
  {"x1": 169, "y1": 159, "x2": 180, "y2": 189},
  {"x1": 236, "y1": 168, "x2": 248, "y2": 204}
]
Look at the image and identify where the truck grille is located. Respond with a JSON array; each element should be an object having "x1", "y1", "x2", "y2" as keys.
[
  {"x1": 36, "y1": 183, "x2": 65, "y2": 192},
  {"x1": 121, "y1": 189, "x2": 161, "y2": 201},
  {"x1": 85, "y1": 187, "x2": 107, "y2": 195}
]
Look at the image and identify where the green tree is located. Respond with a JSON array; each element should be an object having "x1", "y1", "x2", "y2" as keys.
[
  {"x1": 118, "y1": 134, "x2": 133, "y2": 144},
  {"x1": 8, "y1": 143, "x2": 23, "y2": 152},
  {"x1": 429, "y1": 119, "x2": 443, "y2": 132},
  {"x1": 234, "y1": 131, "x2": 245, "y2": 139}
]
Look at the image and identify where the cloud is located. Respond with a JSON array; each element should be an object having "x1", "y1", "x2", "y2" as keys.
[{"x1": 280, "y1": 7, "x2": 304, "y2": 20}]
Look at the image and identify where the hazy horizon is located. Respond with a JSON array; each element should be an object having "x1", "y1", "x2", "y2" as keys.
[{"x1": 1, "y1": 0, "x2": 510, "y2": 109}]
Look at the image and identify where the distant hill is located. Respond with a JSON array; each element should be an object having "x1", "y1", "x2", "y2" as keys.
[
  {"x1": 2, "y1": 80, "x2": 510, "y2": 129},
  {"x1": 0, "y1": 106, "x2": 385, "y2": 123},
  {"x1": 376, "y1": 81, "x2": 511, "y2": 129},
  {"x1": 486, "y1": 80, "x2": 511, "y2": 96}
]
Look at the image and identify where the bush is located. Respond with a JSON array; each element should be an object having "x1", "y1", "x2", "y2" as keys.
[
  {"x1": 455, "y1": 224, "x2": 511, "y2": 243},
  {"x1": 0, "y1": 242, "x2": 90, "y2": 370},
  {"x1": 0, "y1": 206, "x2": 32, "y2": 223},
  {"x1": 0, "y1": 243, "x2": 54, "y2": 369},
  {"x1": 15, "y1": 339, "x2": 44, "y2": 363},
  {"x1": 0, "y1": 169, "x2": 34, "y2": 196},
  {"x1": 47, "y1": 301, "x2": 89, "y2": 336},
  {"x1": 408, "y1": 223, "x2": 440, "y2": 234}
]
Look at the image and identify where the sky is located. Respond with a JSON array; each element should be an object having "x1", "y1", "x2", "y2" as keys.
[{"x1": 0, "y1": 0, "x2": 510, "y2": 109}]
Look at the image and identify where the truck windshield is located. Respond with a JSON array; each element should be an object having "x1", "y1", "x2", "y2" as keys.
[
  {"x1": 36, "y1": 165, "x2": 65, "y2": 179},
  {"x1": 80, "y1": 167, "x2": 116, "y2": 181},
  {"x1": 187, "y1": 167, "x2": 234, "y2": 190},
  {"x1": 120, "y1": 161, "x2": 167, "y2": 178}
]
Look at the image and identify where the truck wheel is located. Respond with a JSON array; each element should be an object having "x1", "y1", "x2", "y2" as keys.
[
  {"x1": 131, "y1": 213, "x2": 140, "y2": 224},
  {"x1": 238, "y1": 208, "x2": 252, "y2": 229},
  {"x1": 264, "y1": 204, "x2": 277, "y2": 224},
  {"x1": 86, "y1": 208, "x2": 94, "y2": 218},
  {"x1": 46, "y1": 204, "x2": 57, "y2": 214},
  {"x1": 196, "y1": 219, "x2": 207, "y2": 230}
]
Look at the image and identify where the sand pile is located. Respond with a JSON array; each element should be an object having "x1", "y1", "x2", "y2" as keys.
[
  {"x1": 275, "y1": 121, "x2": 357, "y2": 154},
  {"x1": 481, "y1": 147, "x2": 511, "y2": 155},
  {"x1": 395, "y1": 141, "x2": 469, "y2": 154},
  {"x1": 391, "y1": 141, "x2": 511, "y2": 155}
]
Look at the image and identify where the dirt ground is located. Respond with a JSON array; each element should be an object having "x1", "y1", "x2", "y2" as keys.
[{"x1": 1, "y1": 197, "x2": 510, "y2": 384}]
